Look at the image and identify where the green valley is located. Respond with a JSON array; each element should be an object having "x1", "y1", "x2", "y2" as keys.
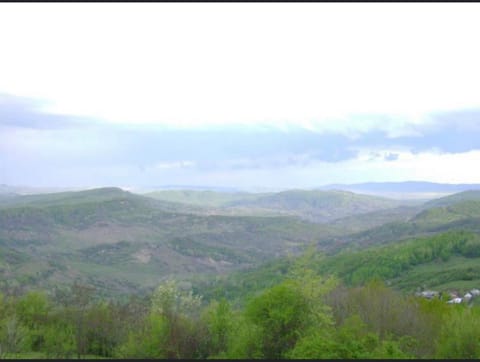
[{"x1": 2, "y1": 186, "x2": 480, "y2": 359}]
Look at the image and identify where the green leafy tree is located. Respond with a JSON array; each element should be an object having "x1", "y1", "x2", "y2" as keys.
[
  {"x1": 43, "y1": 321, "x2": 76, "y2": 358},
  {"x1": 15, "y1": 290, "x2": 50, "y2": 351},
  {"x1": 436, "y1": 306, "x2": 480, "y2": 359},
  {"x1": 200, "y1": 298, "x2": 233, "y2": 357},
  {"x1": 245, "y1": 281, "x2": 311, "y2": 358},
  {"x1": 115, "y1": 312, "x2": 169, "y2": 358},
  {"x1": 222, "y1": 313, "x2": 263, "y2": 359},
  {"x1": 149, "y1": 279, "x2": 204, "y2": 358},
  {"x1": 68, "y1": 282, "x2": 96, "y2": 358},
  {"x1": 288, "y1": 314, "x2": 413, "y2": 359},
  {"x1": 287, "y1": 245, "x2": 337, "y2": 327},
  {"x1": 0, "y1": 315, "x2": 29, "y2": 356},
  {"x1": 84, "y1": 301, "x2": 123, "y2": 357}
]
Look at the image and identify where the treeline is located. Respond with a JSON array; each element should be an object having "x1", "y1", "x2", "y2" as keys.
[
  {"x1": 2, "y1": 254, "x2": 480, "y2": 359},
  {"x1": 318, "y1": 230, "x2": 480, "y2": 286},
  {"x1": 194, "y1": 230, "x2": 480, "y2": 302}
]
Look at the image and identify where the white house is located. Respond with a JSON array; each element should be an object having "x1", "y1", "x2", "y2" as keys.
[{"x1": 447, "y1": 297, "x2": 463, "y2": 304}]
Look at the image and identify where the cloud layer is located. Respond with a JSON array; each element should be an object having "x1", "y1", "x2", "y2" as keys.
[
  {"x1": 2, "y1": 4, "x2": 480, "y2": 128},
  {"x1": 1, "y1": 93, "x2": 480, "y2": 189}
]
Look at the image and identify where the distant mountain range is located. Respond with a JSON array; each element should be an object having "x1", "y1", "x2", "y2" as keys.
[
  {"x1": 3, "y1": 184, "x2": 480, "y2": 298},
  {"x1": 146, "y1": 189, "x2": 407, "y2": 223},
  {"x1": 0, "y1": 184, "x2": 86, "y2": 195},
  {"x1": 318, "y1": 181, "x2": 480, "y2": 199},
  {"x1": 140, "y1": 182, "x2": 480, "y2": 196},
  {"x1": 4, "y1": 181, "x2": 480, "y2": 198}
]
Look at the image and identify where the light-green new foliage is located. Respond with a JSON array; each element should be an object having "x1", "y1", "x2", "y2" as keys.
[
  {"x1": 200, "y1": 298, "x2": 233, "y2": 357},
  {"x1": 221, "y1": 314, "x2": 263, "y2": 359},
  {"x1": 42, "y1": 323, "x2": 76, "y2": 358},
  {"x1": 149, "y1": 279, "x2": 204, "y2": 358},
  {"x1": 151, "y1": 279, "x2": 202, "y2": 319},
  {"x1": 287, "y1": 245, "x2": 337, "y2": 327},
  {"x1": 115, "y1": 312, "x2": 168, "y2": 358},
  {"x1": 0, "y1": 315, "x2": 29, "y2": 356},
  {"x1": 436, "y1": 306, "x2": 480, "y2": 359},
  {"x1": 243, "y1": 246, "x2": 337, "y2": 359}
]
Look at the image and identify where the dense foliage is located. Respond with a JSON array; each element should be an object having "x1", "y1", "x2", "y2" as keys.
[
  {"x1": 317, "y1": 230, "x2": 480, "y2": 287},
  {"x1": 1, "y1": 253, "x2": 479, "y2": 359},
  {"x1": 3, "y1": 189, "x2": 480, "y2": 358},
  {"x1": 192, "y1": 230, "x2": 480, "y2": 305}
]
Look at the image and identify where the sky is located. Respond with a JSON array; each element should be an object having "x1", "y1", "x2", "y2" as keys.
[{"x1": 1, "y1": 3, "x2": 480, "y2": 191}]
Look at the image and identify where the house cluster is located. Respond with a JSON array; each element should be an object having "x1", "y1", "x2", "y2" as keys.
[
  {"x1": 415, "y1": 288, "x2": 480, "y2": 304},
  {"x1": 446, "y1": 289, "x2": 480, "y2": 304}
]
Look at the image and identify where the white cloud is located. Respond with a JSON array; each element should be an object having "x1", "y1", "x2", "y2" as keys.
[
  {"x1": 335, "y1": 149, "x2": 480, "y2": 185},
  {"x1": 1, "y1": 3, "x2": 480, "y2": 133},
  {"x1": 153, "y1": 161, "x2": 195, "y2": 170},
  {"x1": 139, "y1": 150, "x2": 480, "y2": 189},
  {"x1": 2, "y1": 4, "x2": 480, "y2": 188}
]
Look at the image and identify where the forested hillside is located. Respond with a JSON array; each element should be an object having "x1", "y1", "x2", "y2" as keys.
[
  {"x1": 0, "y1": 188, "x2": 344, "y2": 297},
  {"x1": 147, "y1": 189, "x2": 406, "y2": 222},
  {"x1": 2, "y1": 187, "x2": 480, "y2": 298},
  {"x1": 193, "y1": 230, "x2": 480, "y2": 305},
  {"x1": 2, "y1": 256, "x2": 480, "y2": 359},
  {"x1": 332, "y1": 199, "x2": 480, "y2": 250},
  {"x1": 3, "y1": 1, "x2": 480, "y2": 358},
  {"x1": 2, "y1": 187, "x2": 480, "y2": 359},
  {"x1": 424, "y1": 190, "x2": 480, "y2": 208}
]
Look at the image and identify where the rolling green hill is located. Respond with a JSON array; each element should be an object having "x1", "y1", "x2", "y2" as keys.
[
  {"x1": 424, "y1": 190, "x2": 480, "y2": 208},
  {"x1": 145, "y1": 189, "x2": 264, "y2": 207},
  {"x1": 0, "y1": 186, "x2": 211, "y2": 215},
  {"x1": 145, "y1": 189, "x2": 407, "y2": 223},
  {"x1": 0, "y1": 187, "x2": 343, "y2": 297},
  {"x1": 329, "y1": 205, "x2": 420, "y2": 234},
  {"x1": 413, "y1": 199, "x2": 480, "y2": 226},
  {"x1": 5, "y1": 187, "x2": 480, "y2": 301},
  {"x1": 331, "y1": 198, "x2": 480, "y2": 251},
  {"x1": 195, "y1": 230, "x2": 480, "y2": 304},
  {"x1": 191, "y1": 190, "x2": 480, "y2": 304},
  {"x1": 316, "y1": 230, "x2": 480, "y2": 287},
  {"x1": 0, "y1": 187, "x2": 131, "y2": 207},
  {"x1": 224, "y1": 189, "x2": 404, "y2": 223}
]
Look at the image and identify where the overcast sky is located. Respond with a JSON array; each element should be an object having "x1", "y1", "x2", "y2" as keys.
[{"x1": 1, "y1": 3, "x2": 480, "y2": 190}]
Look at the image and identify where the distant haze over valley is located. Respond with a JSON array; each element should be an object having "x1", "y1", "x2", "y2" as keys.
[
  {"x1": 2, "y1": 6, "x2": 480, "y2": 190},
  {"x1": 3, "y1": 183, "x2": 480, "y2": 297},
  {"x1": 3, "y1": 181, "x2": 480, "y2": 200},
  {"x1": 319, "y1": 181, "x2": 480, "y2": 199}
]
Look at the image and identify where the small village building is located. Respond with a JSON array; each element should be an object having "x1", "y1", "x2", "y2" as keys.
[
  {"x1": 420, "y1": 290, "x2": 439, "y2": 299},
  {"x1": 447, "y1": 297, "x2": 463, "y2": 304}
]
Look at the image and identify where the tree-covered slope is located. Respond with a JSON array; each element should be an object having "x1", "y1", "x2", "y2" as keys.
[
  {"x1": 332, "y1": 198, "x2": 480, "y2": 250},
  {"x1": 317, "y1": 230, "x2": 480, "y2": 288},
  {"x1": 226, "y1": 189, "x2": 403, "y2": 223},
  {"x1": 424, "y1": 190, "x2": 480, "y2": 208},
  {"x1": 196, "y1": 230, "x2": 480, "y2": 304},
  {"x1": 5, "y1": 187, "x2": 480, "y2": 300},
  {"x1": 145, "y1": 189, "x2": 264, "y2": 207},
  {"x1": 0, "y1": 188, "x2": 341, "y2": 297}
]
